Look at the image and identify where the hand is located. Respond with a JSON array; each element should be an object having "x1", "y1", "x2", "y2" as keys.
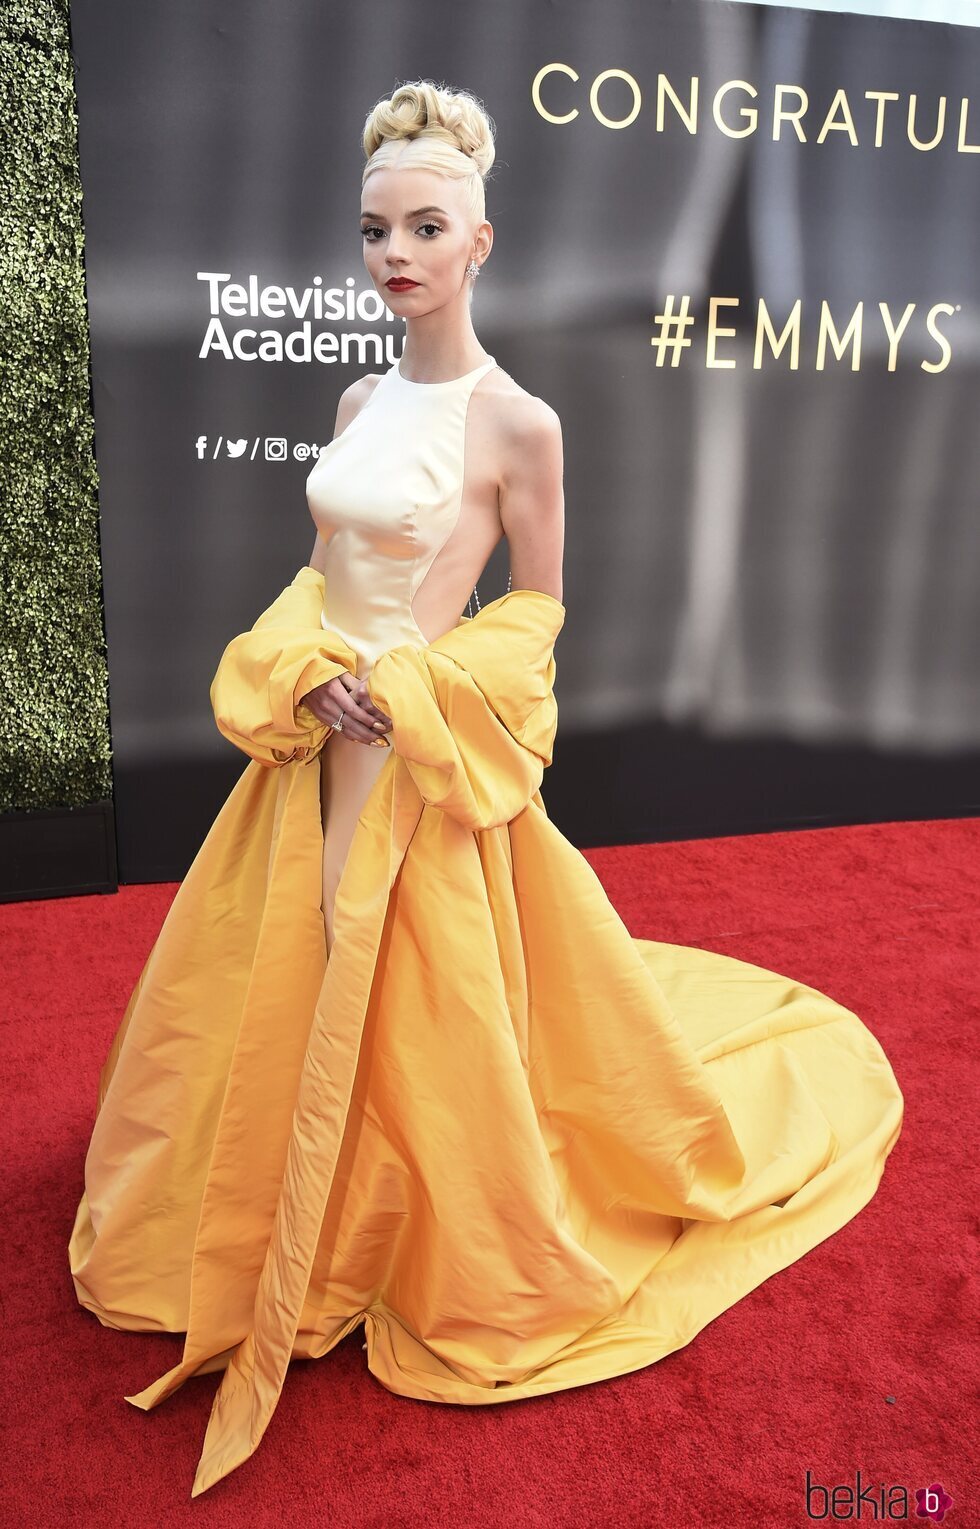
[{"x1": 301, "y1": 673, "x2": 393, "y2": 746}]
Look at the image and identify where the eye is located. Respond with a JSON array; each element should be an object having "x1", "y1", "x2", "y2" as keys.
[{"x1": 360, "y1": 221, "x2": 443, "y2": 241}]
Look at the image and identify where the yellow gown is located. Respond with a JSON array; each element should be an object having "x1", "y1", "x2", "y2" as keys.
[{"x1": 68, "y1": 357, "x2": 904, "y2": 1499}]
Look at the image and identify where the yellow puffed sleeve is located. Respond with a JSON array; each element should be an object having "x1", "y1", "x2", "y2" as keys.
[
  {"x1": 366, "y1": 588, "x2": 565, "y2": 829},
  {"x1": 209, "y1": 566, "x2": 359, "y2": 767}
]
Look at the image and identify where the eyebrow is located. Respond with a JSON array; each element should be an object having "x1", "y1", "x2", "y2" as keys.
[{"x1": 360, "y1": 205, "x2": 451, "y2": 221}]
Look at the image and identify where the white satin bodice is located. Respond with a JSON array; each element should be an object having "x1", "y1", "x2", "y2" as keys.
[{"x1": 306, "y1": 353, "x2": 497, "y2": 681}]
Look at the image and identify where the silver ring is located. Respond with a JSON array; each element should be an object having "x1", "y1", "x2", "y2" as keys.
[{"x1": 334, "y1": 710, "x2": 345, "y2": 732}]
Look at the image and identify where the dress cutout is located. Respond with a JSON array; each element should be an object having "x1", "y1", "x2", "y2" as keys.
[{"x1": 307, "y1": 354, "x2": 497, "y2": 949}]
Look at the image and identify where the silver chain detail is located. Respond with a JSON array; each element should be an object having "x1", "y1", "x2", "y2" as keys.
[{"x1": 467, "y1": 567, "x2": 512, "y2": 619}]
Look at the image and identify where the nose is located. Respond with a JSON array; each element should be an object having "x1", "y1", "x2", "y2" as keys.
[{"x1": 383, "y1": 232, "x2": 412, "y2": 265}]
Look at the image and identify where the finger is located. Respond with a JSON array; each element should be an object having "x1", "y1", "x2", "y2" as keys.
[
  {"x1": 328, "y1": 684, "x2": 359, "y2": 726},
  {"x1": 324, "y1": 690, "x2": 384, "y2": 745},
  {"x1": 361, "y1": 680, "x2": 391, "y2": 727},
  {"x1": 348, "y1": 690, "x2": 391, "y2": 731},
  {"x1": 335, "y1": 714, "x2": 391, "y2": 746},
  {"x1": 353, "y1": 681, "x2": 392, "y2": 727},
  {"x1": 306, "y1": 675, "x2": 353, "y2": 726},
  {"x1": 307, "y1": 694, "x2": 343, "y2": 727},
  {"x1": 305, "y1": 685, "x2": 381, "y2": 736},
  {"x1": 333, "y1": 677, "x2": 386, "y2": 730}
]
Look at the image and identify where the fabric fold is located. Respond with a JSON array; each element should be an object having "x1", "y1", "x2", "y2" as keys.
[
  {"x1": 68, "y1": 565, "x2": 903, "y2": 1500},
  {"x1": 121, "y1": 569, "x2": 569, "y2": 1494}
]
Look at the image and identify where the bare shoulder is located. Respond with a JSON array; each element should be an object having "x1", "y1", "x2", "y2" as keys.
[
  {"x1": 333, "y1": 371, "x2": 384, "y2": 435},
  {"x1": 480, "y1": 368, "x2": 563, "y2": 484},
  {"x1": 481, "y1": 369, "x2": 564, "y2": 589}
]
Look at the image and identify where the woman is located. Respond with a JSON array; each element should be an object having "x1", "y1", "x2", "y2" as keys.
[
  {"x1": 69, "y1": 81, "x2": 904, "y2": 1499},
  {"x1": 303, "y1": 82, "x2": 561, "y2": 950}
]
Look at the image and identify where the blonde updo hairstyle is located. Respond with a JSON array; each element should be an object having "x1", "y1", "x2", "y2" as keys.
[{"x1": 361, "y1": 81, "x2": 496, "y2": 290}]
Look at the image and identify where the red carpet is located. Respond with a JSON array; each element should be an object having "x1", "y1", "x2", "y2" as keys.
[{"x1": 2, "y1": 817, "x2": 974, "y2": 1525}]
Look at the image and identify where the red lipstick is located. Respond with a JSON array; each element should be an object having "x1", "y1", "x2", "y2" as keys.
[{"x1": 386, "y1": 277, "x2": 419, "y2": 291}]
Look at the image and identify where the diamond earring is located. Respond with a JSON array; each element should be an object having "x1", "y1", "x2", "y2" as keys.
[{"x1": 466, "y1": 259, "x2": 481, "y2": 278}]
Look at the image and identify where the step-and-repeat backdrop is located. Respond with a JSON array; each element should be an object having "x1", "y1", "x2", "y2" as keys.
[{"x1": 70, "y1": 0, "x2": 980, "y2": 880}]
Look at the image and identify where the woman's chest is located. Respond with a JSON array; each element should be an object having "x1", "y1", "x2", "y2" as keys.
[{"x1": 306, "y1": 385, "x2": 503, "y2": 554}]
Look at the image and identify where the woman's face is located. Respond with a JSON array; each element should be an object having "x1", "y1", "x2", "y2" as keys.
[{"x1": 360, "y1": 166, "x2": 489, "y2": 315}]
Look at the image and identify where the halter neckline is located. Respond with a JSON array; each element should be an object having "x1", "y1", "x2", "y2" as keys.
[{"x1": 393, "y1": 354, "x2": 496, "y2": 388}]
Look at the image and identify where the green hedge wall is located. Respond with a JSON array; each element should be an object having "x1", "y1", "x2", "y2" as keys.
[{"x1": 0, "y1": 0, "x2": 112, "y2": 811}]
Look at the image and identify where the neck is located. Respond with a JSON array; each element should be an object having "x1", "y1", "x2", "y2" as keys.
[{"x1": 397, "y1": 316, "x2": 489, "y2": 384}]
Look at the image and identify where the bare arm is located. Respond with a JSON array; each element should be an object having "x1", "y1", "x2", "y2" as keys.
[{"x1": 497, "y1": 398, "x2": 565, "y2": 603}]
